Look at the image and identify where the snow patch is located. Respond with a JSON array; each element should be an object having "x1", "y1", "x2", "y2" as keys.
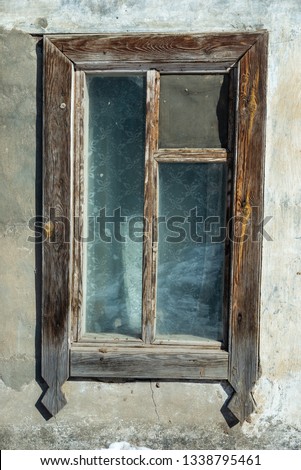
[{"x1": 108, "y1": 441, "x2": 151, "y2": 450}]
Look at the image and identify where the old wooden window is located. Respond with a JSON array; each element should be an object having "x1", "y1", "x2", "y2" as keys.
[{"x1": 42, "y1": 33, "x2": 268, "y2": 422}]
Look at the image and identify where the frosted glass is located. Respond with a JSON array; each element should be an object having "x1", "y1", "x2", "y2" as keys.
[
  {"x1": 156, "y1": 163, "x2": 227, "y2": 341},
  {"x1": 84, "y1": 75, "x2": 146, "y2": 338},
  {"x1": 159, "y1": 74, "x2": 229, "y2": 148}
]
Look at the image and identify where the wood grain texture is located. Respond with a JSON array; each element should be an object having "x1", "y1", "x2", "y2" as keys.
[
  {"x1": 70, "y1": 71, "x2": 85, "y2": 342},
  {"x1": 222, "y1": 67, "x2": 238, "y2": 351},
  {"x1": 41, "y1": 32, "x2": 268, "y2": 422},
  {"x1": 50, "y1": 33, "x2": 261, "y2": 67},
  {"x1": 42, "y1": 37, "x2": 73, "y2": 416},
  {"x1": 142, "y1": 70, "x2": 160, "y2": 344},
  {"x1": 77, "y1": 337, "x2": 222, "y2": 348},
  {"x1": 228, "y1": 32, "x2": 268, "y2": 423},
  {"x1": 80, "y1": 62, "x2": 234, "y2": 72},
  {"x1": 154, "y1": 148, "x2": 228, "y2": 163},
  {"x1": 71, "y1": 347, "x2": 228, "y2": 380}
]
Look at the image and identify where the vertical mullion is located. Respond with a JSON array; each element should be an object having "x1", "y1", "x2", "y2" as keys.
[{"x1": 142, "y1": 70, "x2": 160, "y2": 343}]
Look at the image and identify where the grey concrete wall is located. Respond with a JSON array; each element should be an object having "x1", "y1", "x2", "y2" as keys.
[{"x1": 0, "y1": 0, "x2": 301, "y2": 449}]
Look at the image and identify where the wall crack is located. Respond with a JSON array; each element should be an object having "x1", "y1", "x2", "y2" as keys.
[{"x1": 149, "y1": 381, "x2": 160, "y2": 423}]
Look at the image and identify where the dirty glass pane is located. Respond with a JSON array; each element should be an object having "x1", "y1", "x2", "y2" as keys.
[
  {"x1": 156, "y1": 163, "x2": 227, "y2": 341},
  {"x1": 84, "y1": 75, "x2": 146, "y2": 338},
  {"x1": 159, "y1": 74, "x2": 229, "y2": 148}
]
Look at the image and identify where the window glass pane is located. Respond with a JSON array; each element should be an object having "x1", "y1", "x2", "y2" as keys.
[
  {"x1": 156, "y1": 163, "x2": 227, "y2": 342},
  {"x1": 159, "y1": 75, "x2": 229, "y2": 148},
  {"x1": 84, "y1": 75, "x2": 146, "y2": 338}
]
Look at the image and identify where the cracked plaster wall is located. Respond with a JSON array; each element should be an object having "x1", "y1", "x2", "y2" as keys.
[{"x1": 0, "y1": 0, "x2": 301, "y2": 449}]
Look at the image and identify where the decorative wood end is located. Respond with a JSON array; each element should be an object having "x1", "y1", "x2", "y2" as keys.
[
  {"x1": 41, "y1": 384, "x2": 67, "y2": 416},
  {"x1": 227, "y1": 390, "x2": 256, "y2": 424}
]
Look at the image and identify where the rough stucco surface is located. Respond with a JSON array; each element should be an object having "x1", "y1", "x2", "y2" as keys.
[{"x1": 0, "y1": 0, "x2": 301, "y2": 449}]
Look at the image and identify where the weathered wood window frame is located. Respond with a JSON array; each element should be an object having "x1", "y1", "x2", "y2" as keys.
[{"x1": 42, "y1": 32, "x2": 268, "y2": 422}]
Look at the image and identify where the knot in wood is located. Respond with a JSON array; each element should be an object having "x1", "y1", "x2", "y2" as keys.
[{"x1": 44, "y1": 220, "x2": 54, "y2": 239}]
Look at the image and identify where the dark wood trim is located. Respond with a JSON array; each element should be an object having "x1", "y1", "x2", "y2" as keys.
[
  {"x1": 49, "y1": 33, "x2": 261, "y2": 67},
  {"x1": 154, "y1": 148, "x2": 228, "y2": 163},
  {"x1": 222, "y1": 67, "x2": 238, "y2": 352},
  {"x1": 71, "y1": 347, "x2": 229, "y2": 380},
  {"x1": 42, "y1": 37, "x2": 73, "y2": 416},
  {"x1": 70, "y1": 70, "x2": 86, "y2": 343},
  {"x1": 142, "y1": 70, "x2": 160, "y2": 344},
  {"x1": 228, "y1": 32, "x2": 268, "y2": 423},
  {"x1": 79, "y1": 62, "x2": 234, "y2": 72},
  {"x1": 76, "y1": 337, "x2": 223, "y2": 348},
  {"x1": 42, "y1": 32, "x2": 268, "y2": 422}
]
